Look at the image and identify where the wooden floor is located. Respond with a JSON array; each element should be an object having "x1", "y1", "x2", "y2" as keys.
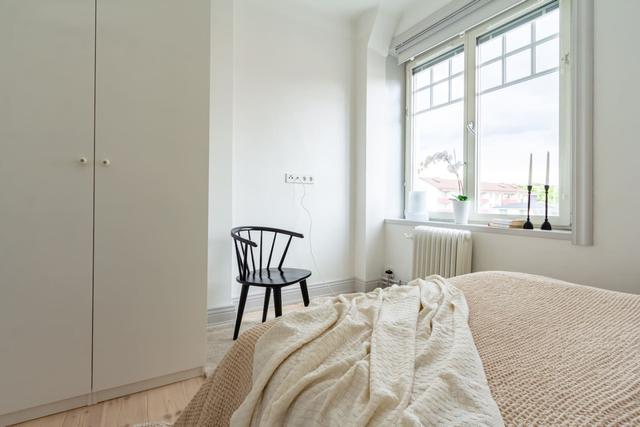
[
  {"x1": 12, "y1": 305, "x2": 304, "y2": 427},
  {"x1": 13, "y1": 376, "x2": 205, "y2": 427}
]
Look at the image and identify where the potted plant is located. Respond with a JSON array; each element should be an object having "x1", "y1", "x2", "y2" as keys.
[{"x1": 418, "y1": 150, "x2": 470, "y2": 224}]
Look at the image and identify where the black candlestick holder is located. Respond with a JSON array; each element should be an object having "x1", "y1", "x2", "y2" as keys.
[
  {"x1": 523, "y1": 185, "x2": 534, "y2": 229},
  {"x1": 541, "y1": 185, "x2": 552, "y2": 230}
]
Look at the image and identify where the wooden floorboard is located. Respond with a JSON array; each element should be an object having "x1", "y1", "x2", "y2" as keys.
[{"x1": 118, "y1": 389, "x2": 148, "y2": 426}]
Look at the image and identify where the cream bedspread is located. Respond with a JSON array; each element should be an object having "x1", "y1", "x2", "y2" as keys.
[
  {"x1": 230, "y1": 276, "x2": 502, "y2": 427},
  {"x1": 175, "y1": 272, "x2": 640, "y2": 426}
]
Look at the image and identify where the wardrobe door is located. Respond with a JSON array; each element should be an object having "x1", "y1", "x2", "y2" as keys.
[
  {"x1": 92, "y1": 0, "x2": 209, "y2": 391},
  {"x1": 0, "y1": 0, "x2": 95, "y2": 415}
]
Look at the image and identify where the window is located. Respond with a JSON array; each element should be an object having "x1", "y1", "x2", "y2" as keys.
[
  {"x1": 406, "y1": 0, "x2": 570, "y2": 226},
  {"x1": 409, "y1": 47, "x2": 465, "y2": 214}
]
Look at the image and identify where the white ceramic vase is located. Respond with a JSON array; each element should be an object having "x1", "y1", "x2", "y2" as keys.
[{"x1": 452, "y1": 199, "x2": 470, "y2": 224}]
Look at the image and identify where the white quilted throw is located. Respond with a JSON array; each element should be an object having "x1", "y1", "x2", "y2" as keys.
[{"x1": 230, "y1": 276, "x2": 503, "y2": 427}]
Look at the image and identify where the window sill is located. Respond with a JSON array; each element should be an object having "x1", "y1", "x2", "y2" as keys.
[{"x1": 384, "y1": 218, "x2": 572, "y2": 241}]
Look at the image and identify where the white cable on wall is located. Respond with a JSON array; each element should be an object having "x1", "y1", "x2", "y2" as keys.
[
  {"x1": 299, "y1": 183, "x2": 320, "y2": 275},
  {"x1": 298, "y1": 183, "x2": 338, "y2": 298}
]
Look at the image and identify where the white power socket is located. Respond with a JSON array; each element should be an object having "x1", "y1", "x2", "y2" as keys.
[{"x1": 285, "y1": 173, "x2": 314, "y2": 184}]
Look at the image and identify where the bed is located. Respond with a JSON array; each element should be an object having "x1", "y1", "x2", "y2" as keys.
[{"x1": 175, "y1": 271, "x2": 640, "y2": 426}]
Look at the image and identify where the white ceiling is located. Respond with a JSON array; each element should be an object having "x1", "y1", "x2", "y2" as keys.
[
  {"x1": 274, "y1": 0, "x2": 419, "y2": 20},
  {"x1": 290, "y1": 0, "x2": 380, "y2": 18}
]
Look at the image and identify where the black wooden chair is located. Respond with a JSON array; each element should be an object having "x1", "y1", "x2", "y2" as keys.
[{"x1": 230, "y1": 226, "x2": 311, "y2": 340}]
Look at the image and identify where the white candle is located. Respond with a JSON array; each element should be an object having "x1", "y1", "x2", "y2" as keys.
[
  {"x1": 545, "y1": 151, "x2": 550, "y2": 186},
  {"x1": 528, "y1": 153, "x2": 533, "y2": 186}
]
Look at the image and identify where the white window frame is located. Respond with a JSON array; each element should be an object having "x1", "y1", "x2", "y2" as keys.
[{"x1": 405, "y1": 0, "x2": 572, "y2": 227}]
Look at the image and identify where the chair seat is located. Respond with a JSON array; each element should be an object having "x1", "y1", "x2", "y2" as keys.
[{"x1": 237, "y1": 268, "x2": 311, "y2": 287}]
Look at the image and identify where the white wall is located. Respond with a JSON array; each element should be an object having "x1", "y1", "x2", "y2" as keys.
[
  {"x1": 394, "y1": 0, "x2": 452, "y2": 35},
  {"x1": 208, "y1": 0, "x2": 234, "y2": 308},
  {"x1": 384, "y1": 0, "x2": 640, "y2": 294},
  {"x1": 209, "y1": 0, "x2": 640, "y2": 304},
  {"x1": 383, "y1": 55, "x2": 405, "y2": 220},
  {"x1": 352, "y1": 7, "x2": 406, "y2": 287},
  {"x1": 352, "y1": 10, "x2": 373, "y2": 283},
  {"x1": 226, "y1": 0, "x2": 355, "y2": 300}
]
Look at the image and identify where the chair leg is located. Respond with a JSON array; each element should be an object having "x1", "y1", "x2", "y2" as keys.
[
  {"x1": 300, "y1": 280, "x2": 310, "y2": 307},
  {"x1": 262, "y1": 287, "x2": 271, "y2": 323},
  {"x1": 273, "y1": 287, "x2": 282, "y2": 317},
  {"x1": 233, "y1": 285, "x2": 249, "y2": 340}
]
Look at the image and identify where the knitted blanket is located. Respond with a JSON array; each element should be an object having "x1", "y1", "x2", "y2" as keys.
[
  {"x1": 230, "y1": 276, "x2": 502, "y2": 426},
  {"x1": 176, "y1": 272, "x2": 640, "y2": 426}
]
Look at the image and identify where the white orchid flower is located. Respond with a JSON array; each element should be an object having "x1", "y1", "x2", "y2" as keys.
[{"x1": 418, "y1": 150, "x2": 466, "y2": 198}]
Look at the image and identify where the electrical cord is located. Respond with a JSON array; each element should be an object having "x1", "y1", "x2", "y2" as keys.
[
  {"x1": 299, "y1": 183, "x2": 320, "y2": 276},
  {"x1": 299, "y1": 183, "x2": 338, "y2": 298}
]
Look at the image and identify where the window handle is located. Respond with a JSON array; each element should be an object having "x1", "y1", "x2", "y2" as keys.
[{"x1": 466, "y1": 121, "x2": 477, "y2": 136}]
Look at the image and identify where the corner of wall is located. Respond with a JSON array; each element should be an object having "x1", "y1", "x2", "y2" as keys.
[{"x1": 352, "y1": 6, "x2": 405, "y2": 284}]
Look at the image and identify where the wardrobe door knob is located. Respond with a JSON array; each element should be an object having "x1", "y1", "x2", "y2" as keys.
[
  {"x1": 101, "y1": 159, "x2": 111, "y2": 166},
  {"x1": 79, "y1": 157, "x2": 88, "y2": 164}
]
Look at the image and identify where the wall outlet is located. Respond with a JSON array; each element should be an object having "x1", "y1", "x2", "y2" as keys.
[{"x1": 285, "y1": 173, "x2": 314, "y2": 184}]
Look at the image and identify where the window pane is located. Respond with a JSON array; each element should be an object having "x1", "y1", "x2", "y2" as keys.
[
  {"x1": 535, "y1": 38, "x2": 559, "y2": 72},
  {"x1": 451, "y1": 52, "x2": 465, "y2": 74},
  {"x1": 414, "y1": 88, "x2": 430, "y2": 111},
  {"x1": 432, "y1": 60, "x2": 449, "y2": 82},
  {"x1": 413, "y1": 102, "x2": 464, "y2": 213},
  {"x1": 479, "y1": 37, "x2": 501, "y2": 63},
  {"x1": 413, "y1": 69, "x2": 430, "y2": 89},
  {"x1": 410, "y1": 47, "x2": 465, "y2": 215},
  {"x1": 477, "y1": 72, "x2": 559, "y2": 216},
  {"x1": 451, "y1": 75, "x2": 464, "y2": 100},
  {"x1": 535, "y1": 9, "x2": 559, "y2": 40},
  {"x1": 432, "y1": 81, "x2": 448, "y2": 106},
  {"x1": 505, "y1": 23, "x2": 531, "y2": 52},
  {"x1": 506, "y1": 49, "x2": 531, "y2": 82},
  {"x1": 479, "y1": 60, "x2": 502, "y2": 92}
]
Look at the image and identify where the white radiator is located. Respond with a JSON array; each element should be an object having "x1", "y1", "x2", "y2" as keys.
[{"x1": 411, "y1": 226, "x2": 472, "y2": 279}]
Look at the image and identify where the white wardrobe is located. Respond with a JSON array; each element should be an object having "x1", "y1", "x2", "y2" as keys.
[{"x1": 0, "y1": 0, "x2": 209, "y2": 423}]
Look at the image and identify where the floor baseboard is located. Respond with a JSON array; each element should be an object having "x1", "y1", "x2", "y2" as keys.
[
  {"x1": 0, "y1": 367, "x2": 203, "y2": 427},
  {"x1": 0, "y1": 395, "x2": 90, "y2": 427},
  {"x1": 207, "y1": 304, "x2": 236, "y2": 325},
  {"x1": 354, "y1": 278, "x2": 381, "y2": 293},
  {"x1": 207, "y1": 278, "x2": 356, "y2": 325}
]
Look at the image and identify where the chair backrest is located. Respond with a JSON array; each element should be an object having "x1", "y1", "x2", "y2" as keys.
[{"x1": 230, "y1": 226, "x2": 304, "y2": 281}]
